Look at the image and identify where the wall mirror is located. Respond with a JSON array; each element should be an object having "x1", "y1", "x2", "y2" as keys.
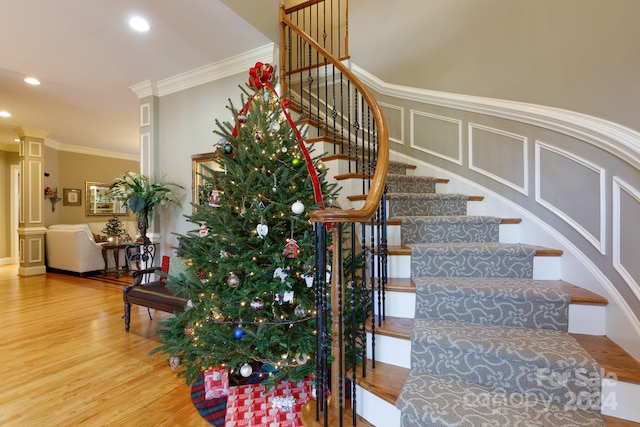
[
  {"x1": 192, "y1": 152, "x2": 220, "y2": 212},
  {"x1": 85, "y1": 182, "x2": 128, "y2": 216}
]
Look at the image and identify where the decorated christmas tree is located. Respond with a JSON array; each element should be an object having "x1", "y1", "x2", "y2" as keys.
[
  {"x1": 102, "y1": 215, "x2": 125, "y2": 240},
  {"x1": 153, "y1": 63, "x2": 340, "y2": 387}
]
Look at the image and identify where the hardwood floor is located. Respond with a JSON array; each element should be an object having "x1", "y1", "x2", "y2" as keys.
[
  {"x1": 3, "y1": 265, "x2": 638, "y2": 426},
  {"x1": 0, "y1": 265, "x2": 209, "y2": 426}
]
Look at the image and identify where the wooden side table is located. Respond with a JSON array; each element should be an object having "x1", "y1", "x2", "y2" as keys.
[{"x1": 101, "y1": 243, "x2": 130, "y2": 278}]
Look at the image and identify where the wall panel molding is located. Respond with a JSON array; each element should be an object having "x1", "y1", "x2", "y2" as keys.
[
  {"x1": 379, "y1": 102, "x2": 404, "y2": 145},
  {"x1": 468, "y1": 123, "x2": 528, "y2": 195},
  {"x1": 410, "y1": 110, "x2": 462, "y2": 165},
  {"x1": 612, "y1": 176, "x2": 640, "y2": 305},
  {"x1": 354, "y1": 64, "x2": 640, "y2": 170},
  {"x1": 535, "y1": 141, "x2": 606, "y2": 254}
]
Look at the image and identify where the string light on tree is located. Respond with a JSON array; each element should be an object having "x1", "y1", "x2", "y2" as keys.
[{"x1": 151, "y1": 61, "x2": 341, "y2": 390}]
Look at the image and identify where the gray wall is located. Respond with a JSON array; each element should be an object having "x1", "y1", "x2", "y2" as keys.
[
  {"x1": 156, "y1": 72, "x2": 250, "y2": 251},
  {"x1": 350, "y1": 0, "x2": 640, "y2": 133}
]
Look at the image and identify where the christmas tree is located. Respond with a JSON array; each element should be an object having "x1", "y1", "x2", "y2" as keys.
[
  {"x1": 153, "y1": 63, "x2": 340, "y2": 386},
  {"x1": 102, "y1": 215, "x2": 125, "y2": 239}
]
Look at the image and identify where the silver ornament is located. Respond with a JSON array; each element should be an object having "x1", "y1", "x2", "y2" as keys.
[{"x1": 240, "y1": 363, "x2": 253, "y2": 377}]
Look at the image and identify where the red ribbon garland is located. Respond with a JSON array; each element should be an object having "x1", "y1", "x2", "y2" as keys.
[{"x1": 230, "y1": 63, "x2": 324, "y2": 207}]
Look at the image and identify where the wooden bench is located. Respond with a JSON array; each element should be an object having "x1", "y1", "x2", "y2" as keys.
[{"x1": 123, "y1": 267, "x2": 186, "y2": 331}]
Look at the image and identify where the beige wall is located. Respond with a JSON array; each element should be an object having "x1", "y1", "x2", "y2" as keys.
[
  {"x1": 350, "y1": 0, "x2": 640, "y2": 133},
  {"x1": 43, "y1": 148, "x2": 138, "y2": 227}
]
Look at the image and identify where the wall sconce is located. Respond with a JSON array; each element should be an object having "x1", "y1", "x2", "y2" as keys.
[{"x1": 44, "y1": 186, "x2": 61, "y2": 212}]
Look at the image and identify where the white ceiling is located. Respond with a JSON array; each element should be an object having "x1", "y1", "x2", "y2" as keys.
[{"x1": 0, "y1": 0, "x2": 274, "y2": 157}]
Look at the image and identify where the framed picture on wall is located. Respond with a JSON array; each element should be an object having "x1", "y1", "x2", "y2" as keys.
[{"x1": 63, "y1": 188, "x2": 82, "y2": 206}]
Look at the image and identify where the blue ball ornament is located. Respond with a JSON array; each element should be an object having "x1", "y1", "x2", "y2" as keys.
[{"x1": 233, "y1": 327, "x2": 244, "y2": 340}]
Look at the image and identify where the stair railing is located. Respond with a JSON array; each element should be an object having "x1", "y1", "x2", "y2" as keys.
[{"x1": 280, "y1": 2, "x2": 389, "y2": 425}]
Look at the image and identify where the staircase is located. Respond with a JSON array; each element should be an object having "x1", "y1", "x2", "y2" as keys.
[
  {"x1": 347, "y1": 166, "x2": 640, "y2": 426},
  {"x1": 278, "y1": 2, "x2": 640, "y2": 425}
]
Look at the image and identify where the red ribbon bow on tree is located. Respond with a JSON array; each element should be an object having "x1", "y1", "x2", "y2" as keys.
[
  {"x1": 248, "y1": 62, "x2": 275, "y2": 91},
  {"x1": 231, "y1": 62, "x2": 324, "y2": 208}
]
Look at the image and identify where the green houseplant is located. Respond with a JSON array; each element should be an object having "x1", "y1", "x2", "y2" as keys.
[{"x1": 109, "y1": 172, "x2": 183, "y2": 243}]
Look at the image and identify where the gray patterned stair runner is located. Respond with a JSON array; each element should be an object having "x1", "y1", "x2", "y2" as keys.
[
  {"x1": 399, "y1": 215, "x2": 501, "y2": 244},
  {"x1": 414, "y1": 277, "x2": 570, "y2": 330},
  {"x1": 385, "y1": 177, "x2": 604, "y2": 425}
]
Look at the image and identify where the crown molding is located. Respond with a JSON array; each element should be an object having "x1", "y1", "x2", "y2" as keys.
[
  {"x1": 352, "y1": 64, "x2": 640, "y2": 170},
  {"x1": 44, "y1": 138, "x2": 138, "y2": 161},
  {"x1": 0, "y1": 142, "x2": 19, "y2": 152},
  {"x1": 130, "y1": 43, "x2": 277, "y2": 99}
]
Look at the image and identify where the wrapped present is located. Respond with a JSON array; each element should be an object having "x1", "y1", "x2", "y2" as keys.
[
  {"x1": 224, "y1": 379, "x2": 312, "y2": 427},
  {"x1": 204, "y1": 367, "x2": 229, "y2": 399}
]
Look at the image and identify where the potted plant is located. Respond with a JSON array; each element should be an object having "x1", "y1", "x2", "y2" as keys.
[{"x1": 109, "y1": 172, "x2": 183, "y2": 244}]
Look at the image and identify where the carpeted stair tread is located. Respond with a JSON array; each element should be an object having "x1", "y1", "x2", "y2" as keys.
[
  {"x1": 412, "y1": 318, "x2": 596, "y2": 370},
  {"x1": 387, "y1": 217, "x2": 521, "y2": 226},
  {"x1": 410, "y1": 318, "x2": 602, "y2": 404},
  {"x1": 386, "y1": 174, "x2": 439, "y2": 193},
  {"x1": 399, "y1": 215, "x2": 501, "y2": 244},
  {"x1": 408, "y1": 242, "x2": 537, "y2": 278},
  {"x1": 414, "y1": 276, "x2": 570, "y2": 330},
  {"x1": 347, "y1": 193, "x2": 483, "y2": 202},
  {"x1": 397, "y1": 369, "x2": 604, "y2": 427},
  {"x1": 388, "y1": 193, "x2": 469, "y2": 217},
  {"x1": 386, "y1": 277, "x2": 608, "y2": 305}
]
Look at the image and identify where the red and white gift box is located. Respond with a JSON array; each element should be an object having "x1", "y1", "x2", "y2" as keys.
[
  {"x1": 204, "y1": 367, "x2": 230, "y2": 399},
  {"x1": 224, "y1": 379, "x2": 312, "y2": 427}
]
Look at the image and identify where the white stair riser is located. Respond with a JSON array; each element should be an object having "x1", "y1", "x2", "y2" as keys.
[
  {"x1": 601, "y1": 380, "x2": 640, "y2": 422},
  {"x1": 366, "y1": 333, "x2": 411, "y2": 368},
  {"x1": 377, "y1": 254, "x2": 562, "y2": 280},
  {"x1": 567, "y1": 304, "x2": 607, "y2": 335},
  {"x1": 356, "y1": 386, "x2": 401, "y2": 427},
  {"x1": 384, "y1": 291, "x2": 415, "y2": 318},
  {"x1": 532, "y1": 256, "x2": 561, "y2": 280}
]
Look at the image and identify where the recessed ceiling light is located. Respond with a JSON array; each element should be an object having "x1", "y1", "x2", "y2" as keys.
[
  {"x1": 129, "y1": 16, "x2": 150, "y2": 32},
  {"x1": 0, "y1": 111, "x2": 11, "y2": 118},
  {"x1": 24, "y1": 77, "x2": 41, "y2": 85},
  {"x1": 14, "y1": 138, "x2": 20, "y2": 142}
]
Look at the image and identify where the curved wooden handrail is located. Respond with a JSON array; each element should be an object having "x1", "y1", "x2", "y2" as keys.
[{"x1": 280, "y1": 12, "x2": 389, "y2": 225}]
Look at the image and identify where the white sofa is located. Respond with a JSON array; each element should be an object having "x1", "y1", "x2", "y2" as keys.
[{"x1": 45, "y1": 222, "x2": 136, "y2": 275}]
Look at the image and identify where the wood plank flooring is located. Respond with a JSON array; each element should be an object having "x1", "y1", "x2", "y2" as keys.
[
  {"x1": 0, "y1": 265, "x2": 209, "y2": 427},
  {"x1": 2, "y1": 265, "x2": 638, "y2": 426}
]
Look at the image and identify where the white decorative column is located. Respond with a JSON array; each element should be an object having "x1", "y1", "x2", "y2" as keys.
[
  {"x1": 130, "y1": 81, "x2": 162, "y2": 244},
  {"x1": 16, "y1": 128, "x2": 48, "y2": 276}
]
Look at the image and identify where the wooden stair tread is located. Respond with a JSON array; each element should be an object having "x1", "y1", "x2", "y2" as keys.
[
  {"x1": 386, "y1": 277, "x2": 415, "y2": 292},
  {"x1": 602, "y1": 415, "x2": 640, "y2": 426},
  {"x1": 573, "y1": 334, "x2": 640, "y2": 385},
  {"x1": 381, "y1": 245, "x2": 562, "y2": 257},
  {"x1": 367, "y1": 315, "x2": 412, "y2": 340},
  {"x1": 542, "y1": 280, "x2": 608, "y2": 304},
  {"x1": 384, "y1": 278, "x2": 607, "y2": 305},
  {"x1": 355, "y1": 360, "x2": 408, "y2": 406}
]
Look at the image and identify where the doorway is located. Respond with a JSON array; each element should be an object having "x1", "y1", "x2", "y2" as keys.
[{"x1": 10, "y1": 164, "x2": 19, "y2": 264}]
